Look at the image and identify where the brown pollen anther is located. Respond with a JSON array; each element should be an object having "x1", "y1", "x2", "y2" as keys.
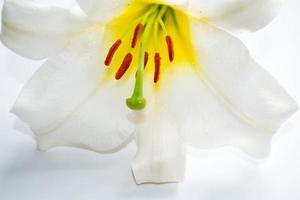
[
  {"x1": 144, "y1": 52, "x2": 149, "y2": 68},
  {"x1": 154, "y1": 53, "x2": 161, "y2": 83},
  {"x1": 104, "y1": 39, "x2": 122, "y2": 66},
  {"x1": 115, "y1": 53, "x2": 133, "y2": 80},
  {"x1": 166, "y1": 35, "x2": 174, "y2": 62},
  {"x1": 131, "y1": 23, "x2": 143, "y2": 48}
]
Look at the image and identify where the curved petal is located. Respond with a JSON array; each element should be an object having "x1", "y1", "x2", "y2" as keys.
[
  {"x1": 35, "y1": 81, "x2": 135, "y2": 153},
  {"x1": 1, "y1": 0, "x2": 91, "y2": 60},
  {"x1": 12, "y1": 27, "x2": 134, "y2": 153},
  {"x1": 76, "y1": 0, "x2": 188, "y2": 24},
  {"x1": 187, "y1": 0, "x2": 283, "y2": 32},
  {"x1": 157, "y1": 21, "x2": 298, "y2": 159},
  {"x1": 132, "y1": 110, "x2": 186, "y2": 184}
]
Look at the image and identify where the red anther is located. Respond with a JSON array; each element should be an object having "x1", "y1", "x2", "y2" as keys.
[
  {"x1": 131, "y1": 23, "x2": 144, "y2": 48},
  {"x1": 104, "y1": 39, "x2": 122, "y2": 66},
  {"x1": 166, "y1": 35, "x2": 174, "y2": 62},
  {"x1": 144, "y1": 52, "x2": 149, "y2": 68},
  {"x1": 115, "y1": 53, "x2": 133, "y2": 80},
  {"x1": 154, "y1": 53, "x2": 161, "y2": 83}
]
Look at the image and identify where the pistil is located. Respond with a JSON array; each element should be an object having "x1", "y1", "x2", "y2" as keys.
[
  {"x1": 126, "y1": 46, "x2": 146, "y2": 110},
  {"x1": 126, "y1": 9, "x2": 158, "y2": 110}
]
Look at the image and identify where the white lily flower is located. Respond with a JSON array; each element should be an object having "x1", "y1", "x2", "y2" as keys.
[{"x1": 1, "y1": 0, "x2": 298, "y2": 184}]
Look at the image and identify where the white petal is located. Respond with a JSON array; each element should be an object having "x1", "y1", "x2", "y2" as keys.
[
  {"x1": 76, "y1": 0, "x2": 188, "y2": 24},
  {"x1": 158, "y1": 21, "x2": 298, "y2": 159},
  {"x1": 192, "y1": 21, "x2": 298, "y2": 131},
  {"x1": 161, "y1": 0, "x2": 188, "y2": 7},
  {"x1": 187, "y1": 0, "x2": 283, "y2": 31},
  {"x1": 1, "y1": 0, "x2": 91, "y2": 60},
  {"x1": 76, "y1": 0, "x2": 129, "y2": 24},
  {"x1": 12, "y1": 27, "x2": 134, "y2": 153},
  {"x1": 131, "y1": 111, "x2": 186, "y2": 184},
  {"x1": 35, "y1": 81, "x2": 135, "y2": 153}
]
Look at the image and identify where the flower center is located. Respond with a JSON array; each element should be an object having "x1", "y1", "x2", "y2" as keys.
[{"x1": 104, "y1": 3, "x2": 196, "y2": 110}]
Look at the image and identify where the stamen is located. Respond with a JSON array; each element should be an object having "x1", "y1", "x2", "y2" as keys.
[
  {"x1": 144, "y1": 52, "x2": 149, "y2": 68},
  {"x1": 154, "y1": 53, "x2": 161, "y2": 83},
  {"x1": 166, "y1": 35, "x2": 174, "y2": 62},
  {"x1": 115, "y1": 53, "x2": 133, "y2": 80},
  {"x1": 131, "y1": 23, "x2": 143, "y2": 48},
  {"x1": 104, "y1": 39, "x2": 122, "y2": 66}
]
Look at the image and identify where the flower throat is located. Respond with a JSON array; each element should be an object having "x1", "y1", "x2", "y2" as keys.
[{"x1": 104, "y1": 3, "x2": 196, "y2": 110}]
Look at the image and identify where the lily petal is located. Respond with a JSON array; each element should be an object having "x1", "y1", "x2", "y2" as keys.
[
  {"x1": 187, "y1": 0, "x2": 283, "y2": 31},
  {"x1": 12, "y1": 28, "x2": 134, "y2": 153},
  {"x1": 1, "y1": 0, "x2": 91, "y2": 60},
  {"x1": 76, "y1": 0, "x2": 188, "y2": 24},
  {"x1": 158, "y1": 21, "x2": 298, "y2": 159},
  {"x1": 132, "y1": 110, "x2": 186, "y2": 184}
]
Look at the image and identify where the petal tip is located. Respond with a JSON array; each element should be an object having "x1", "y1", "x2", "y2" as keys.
[{"x1": 131, "y1": 160, "x2": 186, "y2": 185}]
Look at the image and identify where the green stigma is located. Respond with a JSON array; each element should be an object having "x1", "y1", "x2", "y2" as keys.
[{"x1": 126, "y1": 97, "x2": 146, "y2": 110}]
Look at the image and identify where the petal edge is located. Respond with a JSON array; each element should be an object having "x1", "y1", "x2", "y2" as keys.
[{"x1": 1, "y1": 0, "x2": 91, "y2": 59}]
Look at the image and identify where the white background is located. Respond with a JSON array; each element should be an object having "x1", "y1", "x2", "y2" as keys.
[{"x1": 0, "y1": 0, "x2": 300, "y2": 200}]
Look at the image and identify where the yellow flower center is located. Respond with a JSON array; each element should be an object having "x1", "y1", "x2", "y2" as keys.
[{"x1": 103, "y1": 2, "x2": 197, "y2": 110}]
